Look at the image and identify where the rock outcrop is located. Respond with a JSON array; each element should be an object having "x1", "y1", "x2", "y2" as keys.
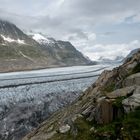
[
  {"x1": 23, "y1": 49, "x2": 140, "y2": 140},
  {"x1": 122, "y1": 86, "x2": 140, "y2": 113},
  {"x1": 123, "y1": 73, "x2": 140, "y2": 87}
]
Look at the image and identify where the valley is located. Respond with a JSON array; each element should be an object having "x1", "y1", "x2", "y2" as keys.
[
  {"x1": 0, "y1": 1, "x2": 140, "y2": 140},
  {"x1": 0, "y1": 64, "x2": 119, "y2": 140}
]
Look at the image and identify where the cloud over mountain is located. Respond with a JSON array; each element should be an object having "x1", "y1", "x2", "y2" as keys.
[{"x1": 0, "y1": 0, "x2": 140, "y2": 60}]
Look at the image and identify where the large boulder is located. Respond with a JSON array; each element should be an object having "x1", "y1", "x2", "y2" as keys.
[
  {"x1": 106, "y1": 86, "x2": 135, "y2": 99},
  {"x1": 123, "y1": 73, "x2": 140, "y2": 87},
  {"x1": 59, "y1": 124, "x2": 70, "y2": 133},
  {"x1": 122, "y1": 86, "x2": 140, "y2": 113}
]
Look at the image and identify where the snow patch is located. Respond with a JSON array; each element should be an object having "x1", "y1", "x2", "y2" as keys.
[
  {"x1": 32, "y1": 33, "x2": 47, "y2": 41},
  {"x1": 83, "y1": 54, "x2": 91, "y2": 61},
  {"x1": 1, "y1": 35, "x2": 15, "y2": 42},
  {"x1": 19, "y1": 51, "x2": 34, "y2": 62},
  {"x1": 32, "y1": 33, "x2": 54, "y2": 45},
  {"x1": 1, "y1": 35, "x2": 25, "y2": 44},
  {"x1": 17, "y1": 39, "x2": 25, "y2": 44}
]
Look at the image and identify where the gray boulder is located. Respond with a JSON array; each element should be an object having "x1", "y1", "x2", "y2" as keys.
[
  {"x1": 106, "y1": 86, "x2": 135, "y2": 99},
  {"x1": 123, "y1": 73, "x2": 140, "y2": 87},
  {"x1": 122, "y1": 86, "x2": 140, "y2": 113}
]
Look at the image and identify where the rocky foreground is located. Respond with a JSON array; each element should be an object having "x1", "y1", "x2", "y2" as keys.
[{"x1": 23, "y1": 50, "x2": 140, "y2": 140}]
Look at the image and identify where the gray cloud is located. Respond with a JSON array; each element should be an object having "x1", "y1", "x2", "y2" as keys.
[
  {"x1": 0, "y1": 0, "x2": 140, "y2": 60},
  {"x1": 0, "y1": 0, "x2": 139, "y2": 32}
]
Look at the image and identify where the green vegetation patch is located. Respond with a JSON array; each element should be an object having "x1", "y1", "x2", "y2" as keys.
[
  {"x1": 103, "y1": 83, "x2": 116, "y2": 93},
  {"x1": 93, "y1": 122, "x2": 117, "y2": 139},
  {"x1": 122, "y1": 107, "x2": 140, "y2": 139},
  {"x1": 93, "y1": 107, "x2": 140, "y2": 140},
  {"x1": 73, "y1": 117, "x2": 94, "y2": 140},
  {"x1": 50, "y1": 108, "x2": 140, "y2": 140},
  {"x1": 112, "y1": 96, "x2": 126, "y2": 109},
  {"x1": 0, "y1": 45, "x2": 20, "y2": 58},
  {"x1": 51, "y1": 117, "x2": 94, "y2": 140}
]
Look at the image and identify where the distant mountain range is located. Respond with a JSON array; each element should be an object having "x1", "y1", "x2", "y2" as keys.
[
  {"x1": 0, "y1": 20, "x2": 93, "y2": 72},
  {"x1": 97, "y1": 56, "x2": 124, "y2": 64},
  {"x1": 97, "y1": 48, "x2": 140, "y2": 64}
]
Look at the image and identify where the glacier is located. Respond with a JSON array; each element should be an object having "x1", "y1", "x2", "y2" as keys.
[{"x1": 0, "y1": 64, "x2": 119, "y2": 140}]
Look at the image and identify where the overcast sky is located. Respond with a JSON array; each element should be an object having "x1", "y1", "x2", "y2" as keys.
[{"x1": 0, "y1": 0, "x2": 140, "y2": 60}]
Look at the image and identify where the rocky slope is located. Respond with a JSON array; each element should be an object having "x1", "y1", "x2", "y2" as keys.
[
  {"x1": 0, "y1": 20, "x2": 50, "y2": 72},
  {"x1": 23, "y1": 49, "x2": 140, "y2": 140},
  {"x1": 31, "y1": 33, "x2": 93, "y2": 66},
  {"x1": 0, "y1": 66, "x2": 101, "y2": 140},
  {"x1": 0, "y1": 20, "x2": 92, "y2": 72},
  {"x1": 123, "y1": 48, "x2": 140, "y2": 62},
  {"x1": 32, "y1": 33, "x2": 95, "y2": 66}
]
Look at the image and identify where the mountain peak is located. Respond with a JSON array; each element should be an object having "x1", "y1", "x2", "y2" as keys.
[
  {"x1": 0, "y1": 19, "x2": 36, "y2": 45},
  {"x1": 32, "y1": 33, "x2": 55, "y2": 45},
  {"x1": 0, "y1": 19, "x2": 23, "y2": 39},
  {"x1": 0, "y1": 20, "x2": 92, "y2": 72},
  {"x1": 0, "y1": 19, "x2": 14, "y2": 26}
]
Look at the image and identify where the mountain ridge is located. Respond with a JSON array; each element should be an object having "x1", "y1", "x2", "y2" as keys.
[{"x1": 0, "y1": 19, "x2": 92, "y2": 72}]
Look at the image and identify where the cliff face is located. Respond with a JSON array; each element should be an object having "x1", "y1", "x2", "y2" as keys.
[{"x1": 23, "y1": 50, "x2": 140, "y2": 140}]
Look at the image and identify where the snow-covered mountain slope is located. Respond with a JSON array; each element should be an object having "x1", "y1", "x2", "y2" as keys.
[
  {"x1": 0, "y1": 20, "x2": 38, "y2": 45},
  {"x1": 1, "y1": 34, "x2": 25, "y2": 44},
  {"x1": 0, "y1": 20, "x2": 54, "y2": 72},
  {"x1": 0, "y1": 20, "x2": 93, "y2": 72},
  {"x1": 31, "y1": 33, "x2": 93, "y2": 65},
  {"x1": 32, "y1": 33, "x2": 54, "y2": 45}
]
